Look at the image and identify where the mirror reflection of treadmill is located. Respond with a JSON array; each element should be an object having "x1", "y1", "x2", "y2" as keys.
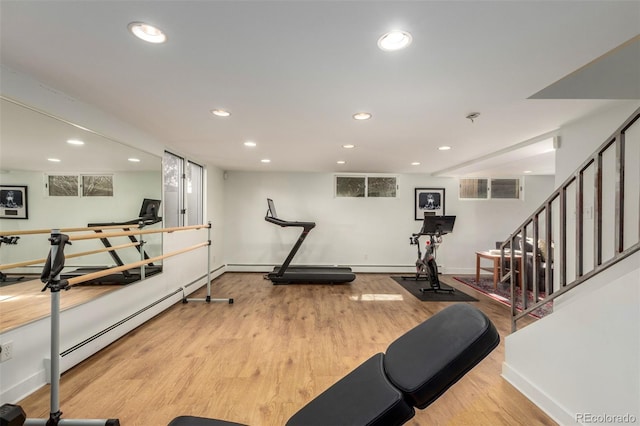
[
  {"x1": 64, "y1": 199, "x2": 163, "y2": 285},
  {"x1": 264, "y1": 198, "x2": 355, "y2": 284}
]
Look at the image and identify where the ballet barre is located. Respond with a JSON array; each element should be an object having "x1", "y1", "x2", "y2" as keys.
[
  {"x1": 24, "y1": 224, "x2": 231, "y2": 425},
  {"x1": 0, "y1": 242, "x2": 140, "y2": 272},
  {"x1": 0, "y1": 224, "x2": 144, "y2": 238},
  {"x1": 67, "y1": 224, "x2": 209, "y2": 242},
  {"x1": 64, "y1": 242, "x2": 209, "y2": 286}
]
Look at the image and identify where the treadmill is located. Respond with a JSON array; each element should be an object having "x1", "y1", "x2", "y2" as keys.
[
  {"x1": 63, "y1": 199, "x2": 163, "y2": 285},
  {"x1": 264, "y1": 198, "x2": 355, "y2": 284}
]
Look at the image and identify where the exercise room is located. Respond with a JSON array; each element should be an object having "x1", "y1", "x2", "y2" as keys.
[{"x1": 1, "y1": 2, "x2": 639, "y2": 425}]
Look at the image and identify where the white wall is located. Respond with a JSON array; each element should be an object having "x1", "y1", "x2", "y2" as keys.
[
  {"x1": 555, "y1": 101, "x2": 640, "y2": 186},
  {"x1": 0, "y1": 69, "x2": 226, "y2": 403},
  {"x1": 503, "y1": 251, "x2": 640, "y2": 425},
  {"x1": 504, "y1": 102, "x2": 640, "y2": 425},
  {"x1": 223, "y1": 171, "x2": 554, "y2": 273},
  {"x1": 207, "y1": 167, "x2": 226, "y2": 272}
]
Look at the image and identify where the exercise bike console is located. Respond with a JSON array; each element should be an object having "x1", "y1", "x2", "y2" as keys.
[{"x1": 419, "y1": 214, "x2": 456, "y2": 236}]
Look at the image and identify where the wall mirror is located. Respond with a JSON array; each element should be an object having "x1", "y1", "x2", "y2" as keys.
[{"x1": 0, "y1": 97, "x2": 163, "y2": 332}]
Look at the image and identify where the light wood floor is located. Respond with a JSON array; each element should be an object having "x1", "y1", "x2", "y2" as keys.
[{"x1": 17, "y1": 273, "x2": 556, "y2": 426}]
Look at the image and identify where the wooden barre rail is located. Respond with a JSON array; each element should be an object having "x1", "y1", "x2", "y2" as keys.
[
  {"x1": 68, "y1": 224, "x2": 210, "y2": 241},
  {"x1": 65, "y1": 242, "x2": 209, "y2": 286},
  {"x1": 0, "y1": 224, "x2": 144, "y2": 237},
  {"x1": 0, "y1": 242, "x2": 140, "y2": 271}
]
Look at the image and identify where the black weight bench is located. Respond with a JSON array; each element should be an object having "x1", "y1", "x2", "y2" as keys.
[{"x1": 168, "y1": 303, "x2": 500, "y2": 426}]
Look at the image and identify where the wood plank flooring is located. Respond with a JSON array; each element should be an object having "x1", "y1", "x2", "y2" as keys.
[{"x1": 16, "y1": 273, "x2": 556, "y2": 425}]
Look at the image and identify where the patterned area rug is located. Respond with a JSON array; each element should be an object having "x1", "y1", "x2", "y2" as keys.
[
  {"x1": 453, "y1": 275, "x2": 553, "y2": 319},
  {"x1": 391, "y1": 276, "x2": 478, "y2": 302}
]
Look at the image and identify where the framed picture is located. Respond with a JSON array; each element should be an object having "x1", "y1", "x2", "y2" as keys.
[
  {"x1": 414, "y1": 188, "x2": 445, "y2": 220},
  {"x1": 0, "y1": 185, "x2": 28, "y2": 219}
]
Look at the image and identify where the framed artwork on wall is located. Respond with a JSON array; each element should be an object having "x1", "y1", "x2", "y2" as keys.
[
  {"x1": 0, "y1": 185, "x2": 28, "y2": 219},
  {"x1": 414, "y1": 188, "x2": 445, "y2": 220}
]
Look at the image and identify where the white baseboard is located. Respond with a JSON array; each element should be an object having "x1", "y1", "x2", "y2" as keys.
[
  {"x1": 0, "y1": 368, "x2": 46, "y2": 405},
  {"x1": 502, "y1": 362, "x2": 577, "y2": 426},
  {"x1": 225, "y1": 264, "x2": 417, "y2": 274},
  {"x1": 224, "y1": 264, "x2": 479, "y2": 275},
  {"x1": 225, "y1": 264, "x2": 272, "y2": 273}
]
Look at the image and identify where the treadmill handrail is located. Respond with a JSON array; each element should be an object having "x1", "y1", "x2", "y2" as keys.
[
  {"x1": 265, "y1": 215, "x2": 315, "y2": 276},
  {"x1": 264, "y1": 199, "x2": 316, "y2": 277},
  {"x1": 265, "y1": 215, "x2": 316, "y2": 230}
]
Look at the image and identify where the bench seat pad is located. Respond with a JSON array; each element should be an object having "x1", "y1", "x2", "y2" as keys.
[
  {"x1": 384, "y1": 303, "x2": 500, "y2": 409},
  {"x1": 168, "y1": 416, "x2": 247, "y2": 426},
  {"x1": 285, "y1": 353, "x2": 414, "y2": 426}
]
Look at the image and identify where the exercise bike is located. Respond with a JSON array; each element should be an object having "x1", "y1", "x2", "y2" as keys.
[{"x1": 402, "y1": 215, "x2": 456, "y2": 294}]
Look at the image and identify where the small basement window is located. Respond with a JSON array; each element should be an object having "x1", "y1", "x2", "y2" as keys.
[
  {"x1": 336, "y1": 175, "x2": 397, "y2": 198},
  {"x1": 459, "y1": 178, "x2": 520, "y2": 200}
]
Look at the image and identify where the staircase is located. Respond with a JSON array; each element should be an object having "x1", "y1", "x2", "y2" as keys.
[
  {"x1": 499, "y1": 106, "x2": 640, "y2": 331},
  {"x1": 501, "y1": 105, "x2": 640, "y2": 425}
]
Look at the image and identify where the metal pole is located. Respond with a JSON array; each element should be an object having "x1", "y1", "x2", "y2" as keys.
[
  {"x1": 182, "y1": 222, "x2": 233, "y2": 305},
  {"x1": 24, "y1": 230, "x2": 120, "y2": 426},
  {"x1": 139, "y1": 221, "x2": 145, "y2": 280},
  {"x1": 49, "y1": 230, "x2": 61, "y2": 419},
  {"x1": 206, "y1": 221, "x2": 212, "y2": 302}
]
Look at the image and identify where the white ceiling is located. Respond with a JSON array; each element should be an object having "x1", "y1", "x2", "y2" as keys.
[{"x1": 1, "y1": 1, "x2": 639, "y2": 177}]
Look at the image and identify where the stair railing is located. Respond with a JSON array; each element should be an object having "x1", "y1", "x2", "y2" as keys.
[{"x1": 502, "y1": 107, "x2": 640, "y2": 331}]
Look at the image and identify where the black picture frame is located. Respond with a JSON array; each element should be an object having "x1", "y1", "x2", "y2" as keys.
[
  {"x1": 0, "y1": 185, "x2": 28, "y2": 219},
  {"x1": 414, "y1": 187, "x2": 445, "y2": 220}
]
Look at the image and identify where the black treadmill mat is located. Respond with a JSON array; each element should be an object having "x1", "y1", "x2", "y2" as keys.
[
  {"x1": 64, "y1": 266, "x2": 162, "y2": 285},
  {"x1": 270, "y1": 266, "x2": 355, "y2": 284}
]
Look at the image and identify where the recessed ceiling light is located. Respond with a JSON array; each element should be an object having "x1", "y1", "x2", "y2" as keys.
[
  {"x1": 337, "y1": 160, "x2": 346, "y2": 165},
  {"x1": 377, "y1": 30, "x2": 412, "y2": 51},
  {"x1": 211, "y1": 109, "x2": 231, "y2": 117},
  {"x1": 128, "y1": 158, "x2": 141, "y2": 163},
  {"x1": 128, "y1": 22, "x2": 167, "y2": 44},
  {"x1": 523, "y1": 170, "x2": 532, "y2": 174},
  {"x1": 48, "y1": 158, "x2": 61, "y2": 162},
  {"x1": 261, "y1": 159, "x2": 271, "y2": 163},
  {"x1": 438, "y1": 146, "x2": 451, "y2": 151},
  {"x1": 244, "y1": 141, "x2": 257, "y2": 147},
  {"x1": 352, "y1": 112, "x2": 372, "y2": 120},
  {"x1": 411, "y1": 162, "x2": 421, "y2": 166},
  {"x1": 342, "y1": 144, "x2": 355, "y2": 149},
  {"x1": 67, "y1": 139, "x2": 84, "y2": 146}
]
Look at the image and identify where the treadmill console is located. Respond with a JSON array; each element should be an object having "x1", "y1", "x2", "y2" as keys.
[
  {"x1": 139, "y1": 198, "x2": 161, "y2": 220},
  {"x1": 267, "y1": 198, "x2": 278, "y2": 218}
]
